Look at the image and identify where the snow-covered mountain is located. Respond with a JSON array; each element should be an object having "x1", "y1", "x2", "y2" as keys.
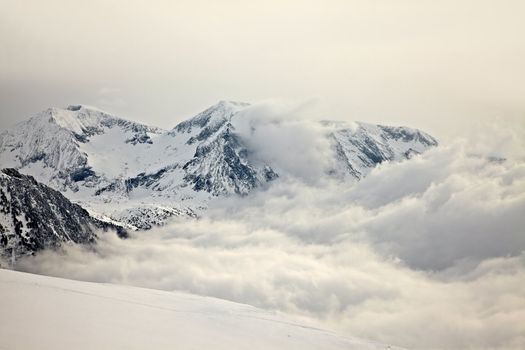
[
  {"x1": 0, "y1": 168, "x2": 125, "y2": 261},
  {"x1": 326, "y1": 120, "x2": 438, "y2": 179},
  {"x1": 0, "y1": 101, "x2": 437, "y2": 229},
  {"x1": 0, "y1": 269, "x2": 403, "y2": 350}
]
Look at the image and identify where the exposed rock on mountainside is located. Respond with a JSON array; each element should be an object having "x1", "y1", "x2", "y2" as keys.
[
  {"x1": 328, "y1": 121, "x2": 437, "y2": 179},
  {"x1": 0, "y1": 168, "x2": 125, "y2": 262}
]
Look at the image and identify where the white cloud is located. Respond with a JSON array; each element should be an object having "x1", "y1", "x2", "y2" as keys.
[
  {"x1": 233, "y1": 101, "x2": 336, "y2": 184},
  {"x1": 16, "y1": 122, "x2": 525, "y2": 349}
]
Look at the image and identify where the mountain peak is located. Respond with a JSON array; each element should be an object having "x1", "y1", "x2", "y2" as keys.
[
  {"x1": 0, "y1": 102, "x2": 438, "y2": 229},
  {"x1": 173, "y1": 100, "x2": 250, "y2": 134},
  {"x1": 30, "y1": 105, "x2": 115, "y2": 135},
  {"x1": 32, "y1": 105, "x2": 163, "y2": 138}
]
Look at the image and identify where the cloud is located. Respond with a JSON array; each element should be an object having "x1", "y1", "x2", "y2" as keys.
[
  {"x1": 233, "y1": 101, "x2": 336, "y2": 184},
  {"x1": 344, "y1": 144, "x2": 525, "y2": 270},
  {"x1": 16, "y1": 122, "x2": 525, "y2": 349}
]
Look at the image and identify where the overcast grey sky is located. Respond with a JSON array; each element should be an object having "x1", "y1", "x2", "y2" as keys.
[{"x1": 1, "y1": 0, "x2": 524, "y2": 138}]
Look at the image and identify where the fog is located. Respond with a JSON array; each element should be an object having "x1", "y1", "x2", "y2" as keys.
[{"x1": 17, "y1": 117, "x2": 525, "y2": 349}]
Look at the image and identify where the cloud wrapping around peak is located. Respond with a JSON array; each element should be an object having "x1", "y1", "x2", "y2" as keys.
[{"x1": 233, "y1": 101, "x2": 337, "y2": 184}]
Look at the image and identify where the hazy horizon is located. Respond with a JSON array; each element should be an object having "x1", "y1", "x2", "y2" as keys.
[{"x1": 2, "y1": 0, "x2": 524, "y2": 140}]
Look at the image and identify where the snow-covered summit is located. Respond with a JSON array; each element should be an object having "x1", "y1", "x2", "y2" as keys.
[
  {"x1": 169, "y1": 101, "x2": 276, "y2": 196},
  {"x1": 50, "y1": 105, "x2": 114, "y2": 134},
  {"x1": 173, "y1": 100, "x2": 250, "y2": 135},
  {"x1": 0, "y1": 105, "x2": 165, "y2": 193},
  {"x1": 32, "y1": 104, "x2": 163, "y2": 137}
]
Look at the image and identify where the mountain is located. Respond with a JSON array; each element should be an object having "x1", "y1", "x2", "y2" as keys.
[
  {"x1": 0, "y1": 168, "x2": 125, "y2": 262},
  {"x1": 326, "y1": 120, "x2": 438, "y2": 179},
  {"x1": 0, "y1": 269, "x2": 403, "y2": 350},
  {"x1": 0, "y1": 101, "x2": 437, "y2": 229},
  {"x1": 172, "y1": 101, "x2": 278, "y2": 195}
]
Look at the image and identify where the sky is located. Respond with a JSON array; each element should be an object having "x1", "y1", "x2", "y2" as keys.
[
  {"x1": 1, "y1": 0, "x2": 524, "y2": 139},
  {"x1": 1, "y1": 2, "x2": 525, "y2": 347}
]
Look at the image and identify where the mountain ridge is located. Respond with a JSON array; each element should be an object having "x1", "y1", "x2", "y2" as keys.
[{"x1": 0, "y1": 101, "x2": 437, "y2": 229}]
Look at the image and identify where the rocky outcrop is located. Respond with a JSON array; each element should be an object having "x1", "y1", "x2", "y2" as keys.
[{"x1": 0, "y1": 168, "x2": 126, "y2": 261}]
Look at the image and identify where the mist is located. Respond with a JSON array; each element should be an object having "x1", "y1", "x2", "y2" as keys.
[{"x1": 16, "y1": 118, "x2": 525, "y2": 349}]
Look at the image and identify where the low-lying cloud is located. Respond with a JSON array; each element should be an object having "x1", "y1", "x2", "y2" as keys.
[{"x1": 16, "y1": 121, "x2": 525, "y2": 350}]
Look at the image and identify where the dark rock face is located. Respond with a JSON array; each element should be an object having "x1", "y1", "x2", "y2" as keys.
[
  {"x1": 0, "y1": 168, "x2": 126, "y2": 261},
  {"x1": 124, "y1": 166, "x2": 174, "y2": 191},
  {"x1": 182, "y1": 126, "x2": 276, "y2": 196},
  {"x1": 94, "y1": 166, "x2": 177, "y2": 196},
  {"x1": 125, "y1": 132, "x2": 153, "y2": 145},
  {"x1": 70, "y1": 166, "x2": 97, "y2": 182}
]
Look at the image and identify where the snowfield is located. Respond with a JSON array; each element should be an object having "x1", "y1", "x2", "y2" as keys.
[{"x1": 0, "y1": 269, "x2": 400, "y2": 350}]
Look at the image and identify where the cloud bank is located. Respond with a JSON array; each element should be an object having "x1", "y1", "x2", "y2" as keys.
[{"x1": 17, "y1": 119, "x2": 525, "y2": 350}]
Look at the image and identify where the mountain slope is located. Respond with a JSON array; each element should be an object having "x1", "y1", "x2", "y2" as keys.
[
  {"x1": 0, "y1": 269, "x2": 402, "y2": 350},
  {"x1": 0, "y1": 101, "x2": 437, "y2": 229},
  {"x1": 0, "y1": 105, "x2": 164, "y2": 192},
  {"x1": 327, "y1": 121, "x2": 437, "y2": 179},
  {"x1": 173, "y1": 101, "x2": 278, "y2": 195},
  {"x1": 0, "y1": 168, "x2": 125, "y2": 261}
]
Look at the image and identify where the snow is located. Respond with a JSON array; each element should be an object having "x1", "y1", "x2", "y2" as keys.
[
  {"x1": 0, "y1": 183, "x2": 15, "y2": 249},
  {"x1": 15, "y1": 213, "x2": 31, "y2": 240},
  {"x1": 0, "y1": 269, "x2": 400, "y2": 350},
  {"x1": 0, "y1": 101, "x2": 437, "y2": 229},
  {"x1": 330, "y1": 121, "x2": 437, "y2": 179}
]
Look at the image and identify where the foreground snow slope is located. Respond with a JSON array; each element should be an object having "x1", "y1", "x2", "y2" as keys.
[{"x1": 0, "y1": 269, "x2": 399, "y2": 350}]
